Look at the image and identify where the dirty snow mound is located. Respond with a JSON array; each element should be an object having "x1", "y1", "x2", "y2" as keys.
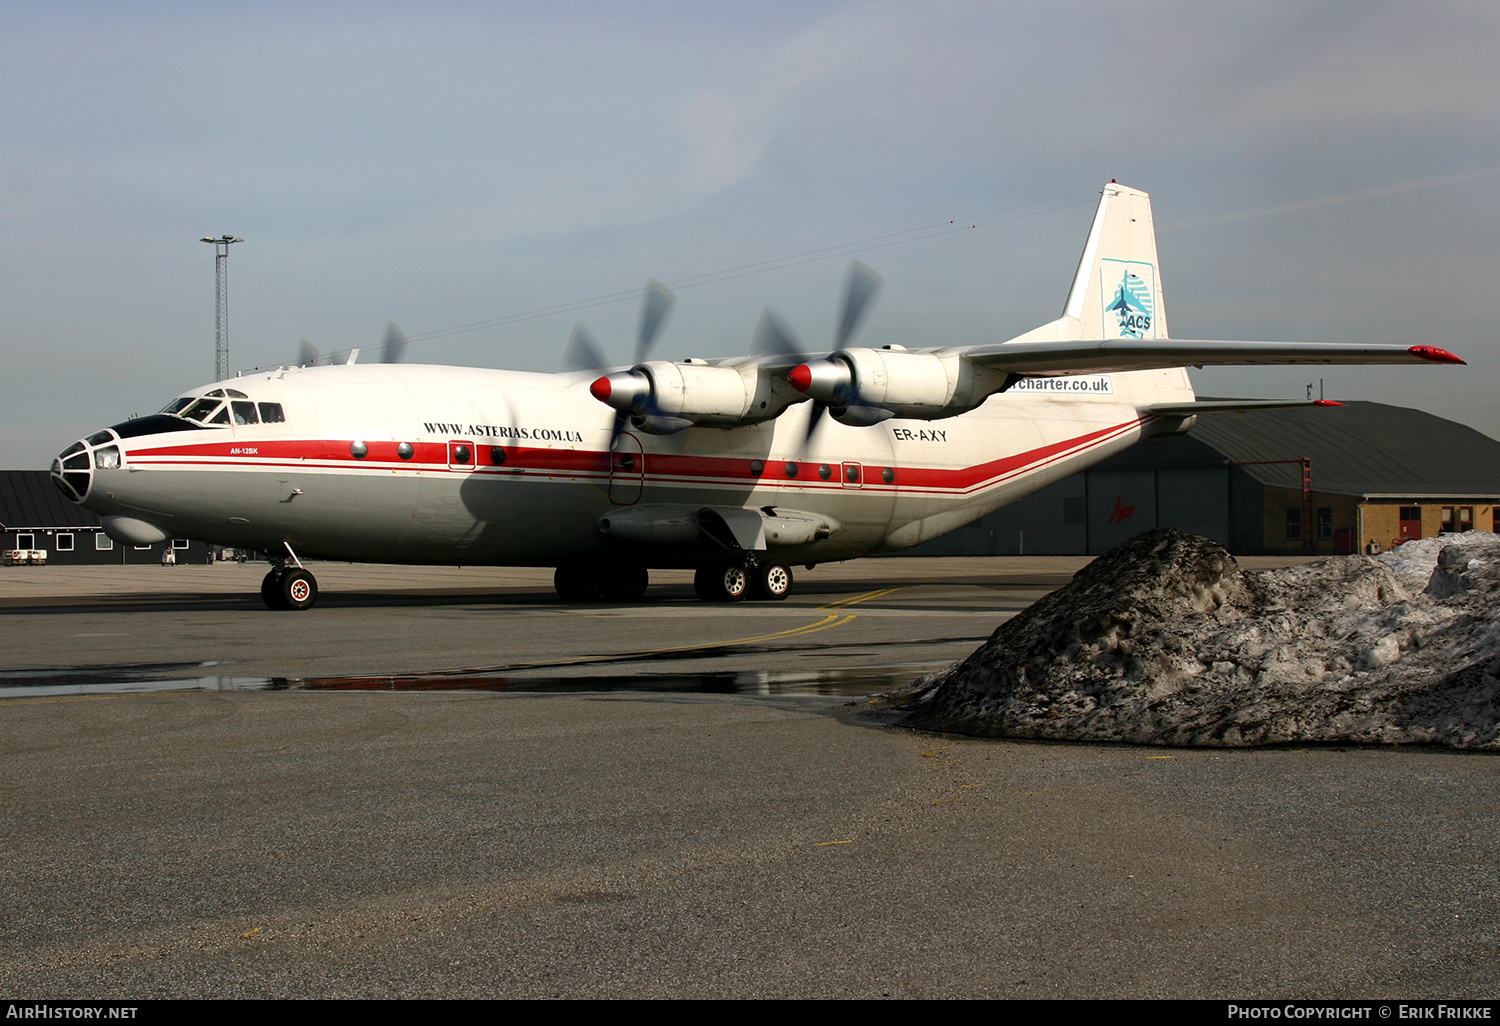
[{"x1": 885, "y1": 528, "x2": 1500, "y2": 749}]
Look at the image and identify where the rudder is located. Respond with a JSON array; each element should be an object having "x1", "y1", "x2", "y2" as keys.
[{"x1": 1011, "y1": 182, "x2": 1169, "y2": 343}]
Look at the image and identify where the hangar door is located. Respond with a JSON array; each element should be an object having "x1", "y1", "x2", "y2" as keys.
[
  {"x1": 1087, "y1": 471, "x2": 1155, "y2": 553},
  {"x1": 1155, "y1": 467, "x2": 1230, "y2": 546},
  {"x1": 1086, "y1": 467, "x2": 1231, "y2": 554}
]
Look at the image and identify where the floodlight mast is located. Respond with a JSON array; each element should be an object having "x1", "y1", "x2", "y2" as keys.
[{"x1": 200, "y1": 235, "x2": 243, "y2": 380}]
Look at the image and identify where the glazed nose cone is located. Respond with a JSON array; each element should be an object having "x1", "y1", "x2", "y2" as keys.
[{"x1": 50, "y1": 429, "x2": 122, "y2": 503}]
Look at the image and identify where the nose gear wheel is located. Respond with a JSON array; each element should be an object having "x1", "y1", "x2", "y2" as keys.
[{"x1": 261, "y1": 563, "x2": 318, "y2": 610}]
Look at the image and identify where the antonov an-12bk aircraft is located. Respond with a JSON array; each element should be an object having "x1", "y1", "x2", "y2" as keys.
[{"x1": 52, "y1": 183, "x2": 1462, "y2": 609}]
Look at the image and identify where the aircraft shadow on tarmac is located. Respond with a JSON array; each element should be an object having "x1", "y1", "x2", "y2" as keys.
[{"x1": 6, "y1": 574, "x2": 1070, "y2": 616}]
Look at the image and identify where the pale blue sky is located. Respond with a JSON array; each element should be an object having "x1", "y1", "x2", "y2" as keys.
[{"x1": 4, "y1": 1, "x2": 1497, "y2": 465}]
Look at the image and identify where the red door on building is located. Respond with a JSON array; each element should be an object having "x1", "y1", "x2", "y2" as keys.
[{"x1": 1398, "y1": 506, "x2": 1422, "y2": 543}]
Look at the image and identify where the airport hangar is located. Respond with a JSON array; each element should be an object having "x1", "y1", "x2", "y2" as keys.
[
  {"x1": 898, "y1": 401, "x2": 1500, "y2": 558},
  {"x1": 3, "y1": 401, "x2": 1497, "y2": 565}
]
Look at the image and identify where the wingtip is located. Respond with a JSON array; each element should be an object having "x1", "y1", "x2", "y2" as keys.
[
  {"x1": 1312, "y1": 400, "x2": 1344, "y2": 407},
  {"x1": 1408, "y1": 345, "x2": 1466, "y2": 365}
]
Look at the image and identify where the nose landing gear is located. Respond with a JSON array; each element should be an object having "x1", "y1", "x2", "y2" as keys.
[
  {"x1": 261, "y1": 566, "x2": 318, "y2": 610},
  {"x1": 260, "y1": 544, "x2": 318, "y2": 610}
]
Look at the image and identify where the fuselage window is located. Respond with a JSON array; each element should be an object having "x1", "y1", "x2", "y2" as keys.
[
  {"x1": 231, "y1": 401, "x2": 259, "y2": 425},
  {"x1": 181, "y1": 399, "x2": 221, "y2": 422},
  {"x1": 258, "y1": 403, "x2": 286, "y2": 423},
  {"x1": 208, "y1": 406, "x2": 231, "y2": 425}
]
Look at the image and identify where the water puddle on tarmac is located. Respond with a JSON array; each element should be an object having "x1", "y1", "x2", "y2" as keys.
[{"x1": 0, "y1": 661, "x2": 940, "y2": 700}]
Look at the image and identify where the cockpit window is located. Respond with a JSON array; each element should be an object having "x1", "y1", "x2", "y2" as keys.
[
  {"x1": 159, "y1": 394, "x2": 282, "y2": 427},
  {"x1": 180, "y1": 398, "x2": 222, "y2": 422}
]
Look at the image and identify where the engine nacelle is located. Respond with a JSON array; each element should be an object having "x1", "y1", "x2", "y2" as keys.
[
  {"x1": 590, "y1": 358, "x2": 805, "y2": 431},
  {"x1": 789, "y1": 347, "x2": 1011, "y2": 422},
  {"x1": 639, "y1": 360, "x2": 753, "y2": 420}
]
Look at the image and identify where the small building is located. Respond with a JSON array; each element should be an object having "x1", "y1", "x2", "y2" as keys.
[
  {"x1": 0, "y1": 470, "x2": 212, "y2": 565},
  {"x1": 900, "y1": 401, "x2": 1500, "y2": 557}
]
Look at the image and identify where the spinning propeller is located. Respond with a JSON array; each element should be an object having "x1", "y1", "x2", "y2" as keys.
[
  {"x1": 378, "y1": 322, "x2": 408, "y2": 364},
  {"x1": 296, "y1": 340, "x2": 322, "y2": 367},
  {"x1": 566, "y1": 281, "x2": 679, "y2": 443},
  {"x1": 775, "y1": 260, "x2": 884, "y2": 447},
  {"x1": 292, "y1": 323, "x2": 408, "y2": 367}
]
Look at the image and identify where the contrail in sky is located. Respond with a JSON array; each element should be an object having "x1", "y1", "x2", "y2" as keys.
[{"x1": 1160, "y1": 166, "x2": 1500, "y2": 231}]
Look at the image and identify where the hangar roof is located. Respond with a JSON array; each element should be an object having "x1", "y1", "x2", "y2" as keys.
[
  {"x1": 0, "y1": 471, "x2": 102, "y2": 531},
  {"x1": 1186, "y1": 401, "x2": 1500, "y2": 498}
]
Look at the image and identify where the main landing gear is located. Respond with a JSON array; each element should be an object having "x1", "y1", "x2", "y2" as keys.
[
  {"x1": 552, "y1": 559, "x2": 794, "y2": 603},
  {"x1": 693, "y1": 560, "x2": 793, "y2": 603},
  {"x1": 260, "y1": 544, "x2": 317, "y2": 610}
]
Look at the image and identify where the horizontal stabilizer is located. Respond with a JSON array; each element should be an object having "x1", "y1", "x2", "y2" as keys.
[{"x1": 968, "y1": 340, "x2": 1464, "y2": 377}]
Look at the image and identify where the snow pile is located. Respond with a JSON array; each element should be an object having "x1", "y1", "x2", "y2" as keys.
[{"x1": 885, "y1": 528, "x2": 1500, "y2": 748}]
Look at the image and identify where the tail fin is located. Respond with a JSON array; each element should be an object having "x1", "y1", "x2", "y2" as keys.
[{"x1": 1010, "y1": 182, "x2": 1169, "y2": 343}]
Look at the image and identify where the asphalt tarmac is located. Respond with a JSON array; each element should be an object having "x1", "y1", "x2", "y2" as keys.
[{"x1": 2, "y1": 557, "x2": 1495, "y2": 999}]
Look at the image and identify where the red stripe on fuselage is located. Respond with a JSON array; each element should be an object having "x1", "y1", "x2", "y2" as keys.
[{"x1": 123, "y1": 417, "x2": 1149, "y2": 496}]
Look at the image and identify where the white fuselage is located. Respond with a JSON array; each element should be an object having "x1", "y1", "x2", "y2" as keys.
[{"x1": 62, "y1": 361, "x2": 1194, "y2": 566}]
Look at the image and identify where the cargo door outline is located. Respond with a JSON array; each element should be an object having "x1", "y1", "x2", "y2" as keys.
[{"x1": 609, "y1": 433, "x2": 644, "y2": 505}]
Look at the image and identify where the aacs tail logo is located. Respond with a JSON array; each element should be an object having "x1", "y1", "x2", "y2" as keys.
[{"x1": 1107, "y1": 270, "x2": 1152, "y2": 338}]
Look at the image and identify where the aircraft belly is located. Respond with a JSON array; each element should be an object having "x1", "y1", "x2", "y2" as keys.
[{"x1": 92, "y1": 464, "x2": 424, "y2": 559}]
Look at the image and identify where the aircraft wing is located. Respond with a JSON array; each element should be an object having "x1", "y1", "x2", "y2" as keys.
[{"x1": 961, "y1": 340, "x2": 1464, "y2": 377}]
